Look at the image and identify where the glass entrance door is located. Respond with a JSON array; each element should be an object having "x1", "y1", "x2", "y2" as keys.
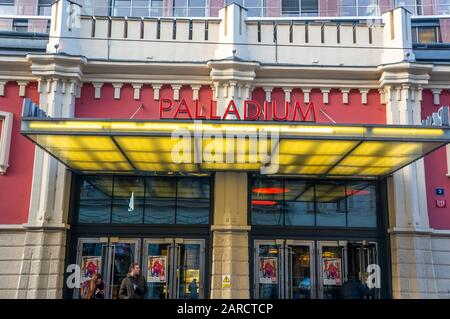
[
  {"x1": 75, "y1": 237, "x2": 140, "y2": 299},
  {"x1": 254, "y1": 240, "x2": 314, "y2": 299},
  {"x1": 144, "y1": 238, "x2": 205, "y2": 299},
  {"x1": 346, "y1": 242, "x2": 379, "y2": 299},
  {"x1": 108, "y1": 239, "x2": 140, "y2": 299},
  {"x1": 318, "y1": 241, "x2": 346, "y2": 299}
]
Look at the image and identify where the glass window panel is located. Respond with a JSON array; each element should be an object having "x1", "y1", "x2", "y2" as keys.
[
  {"x1": 316, "y1": 182, "x2": 346, "y2": 227},
  {"x1": 418, "y1": 27, "x2": 437, "y2": 43},
  {"x1": 438, "y1": 0, "x2": 450, "y2": 14},
  {"x1": 358, "y1": 0, "x2": 379, "y2": 15},
  {"x1": 176, "y1": 178, "x2": 210, "y2": 224},
  {"x1": 78, "y1": 176, "x2": 113, "y2": 223},
  {"x1": 144, "y1": 177, "x2": 176, "y2": 224},
  {"x1": 347, "y1": 182, "x2": 377, "y2": 227},
  {"x1": 251, "y1": 178, "x2": 284, "y2": 225},
  {"x1": 111, "y1": 176, "x2": 144, "y2": 223},
  {"x1": 150, "y1": 0, "x2": 163, "y2": 16},
  {"x1": 245, "y1": 0, "x2": 265, "y2": 17},
  {"x1": 282, "y1": 0, "x2": 300, "y2": 16},
  {"x1": 342, "y1": 0, "x2": 357, "y2": 16},
  {"x1": 301, "y1": 0, "x2": 318, "y2": 16},
  {"x1": 396, "y1": 0, "x2": 420, "y2": 15},
  {"x1": 132, "y1": 0, "x2": 150, "y2": 16},
  {"x1": 285, "y1": 180, "x2": 315, "y2": 226}
]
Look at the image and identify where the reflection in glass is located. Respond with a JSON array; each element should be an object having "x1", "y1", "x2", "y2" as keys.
[
  {"x1": 316, "y1": 182, "x2": 346, "y2": 227},
  {"x1": 144, "y1": 177, "x2": 176, "y2": 224},
  {"x1": 321, "y1": 246, "x2": 343, "y2": 299},
  {"x1": 178, "y1": 243, "x2": 201, "y2": 299},
  {"x1": 285, "y1": 181, "x2": 315, "y2": 226},
  {"x1": 146, "y1": 242, "x2": 170, "y2": 299},
  {"x1": 176, "y1": 178, "x2": 210, "y2": 224},
  {"x1": 112, "y1": 176, "x2": 144, "y2": 223},
  {"x1": 347, "y1": 182, "x2": 377, "y2": 227},
  {"x1": 291, "y1": 246, "x2": 311, "y2": 299},
  {"x1": 111, "y1": 242, "x2": 136, "y2": 299},
  {"x1": 78, "y1": 242, "x2": 104, "y2": 299},
  {"x1": 251, "y1": 178, "x2": 284, "y2": 225},
  {"x1": 78, "y1": 176, "x2": 112, "y2": 223},
  {"x1": 258, "y1": 244, "x2": 280, "y2": 299}
]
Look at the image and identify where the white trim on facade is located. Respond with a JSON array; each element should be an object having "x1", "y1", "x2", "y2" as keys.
[{"x1": 0, "y1": 110, "x2": 13, "y2": 175}]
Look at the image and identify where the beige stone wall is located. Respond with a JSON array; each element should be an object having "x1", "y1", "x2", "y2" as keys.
[
  {"x1": 15, "y1": 230, "x2": 67, "y2": 299},
  {"x1": 0, "y1": 230, "x2": 25, "y2": 298},
  {"x1": 390, "y1": 232, "x2": 438, "y2": 298},
  {"x1": 210, "y1": 172, "x2": 250, "y2": 299},
  {"x1": 0, "y1": 229, "x2": 67, "y2": 299},
  {"x1": 431, "y1": 235, "x2": 450, "y2": 299}
]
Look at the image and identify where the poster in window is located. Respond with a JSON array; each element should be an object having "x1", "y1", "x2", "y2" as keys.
[
  {"x1": 81, "y1": 256, "x2": 102, "y2": 283},
  {"x1": 147, "y1": 256, "x2": 167, "y2": 283},
  {"x1": 323, "y1": 258, "x2": 342, "y2": 285},
  {"x1": 259, "y1": 257, "x2": 278, "y2": 284}
]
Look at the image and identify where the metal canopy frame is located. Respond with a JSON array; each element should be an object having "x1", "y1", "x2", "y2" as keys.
[{"x1": 21, "y1": 118, "x2": 450, "y2": 180}]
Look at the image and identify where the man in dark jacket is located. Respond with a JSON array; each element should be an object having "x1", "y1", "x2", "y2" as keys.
[
  {"x1": 119, "y1": 263, "x2": 148, "y2": 299},
  {"x1": 340, "y1": 275, "x2": 369, "y2": 299}
]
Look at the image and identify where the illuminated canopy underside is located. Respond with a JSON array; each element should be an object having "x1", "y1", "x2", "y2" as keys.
[{"x1": 21, "y1": 119, "x2": 450, "y2": 178}]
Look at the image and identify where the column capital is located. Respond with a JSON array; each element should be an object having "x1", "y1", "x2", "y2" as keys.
[
  {"x1": 359, "y1": 89, "x2": 370, "y2": 105},
  {"x1": 431, "y1": 89, "x2": 442, "y2": 105},
  {"x1": 152, "y1": 84, "x2": 163, "y2": 100},
  {"x1": 17, "y1": 81, "x2": 29, "y2": 97},
  {"x1": 171, "y1": 84, "x2": 182, "y2": 100},
  {"x1": 132, "y1": 83, "x2": 143, "y2": 100},
  {"x1": 340, "y1": 88, "x2": 350, "y2": 104},
  {"x1": 191, "y1": 84, "x2": 202, "y2": 100},
  {"x1": 112, "y1": 83, "x2": 123, "y2": 100}
]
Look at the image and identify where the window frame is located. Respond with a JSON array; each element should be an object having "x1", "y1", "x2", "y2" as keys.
[
  {"x1": 0, "y1": 111, "x2": 13, "y2": 175},
  {"x1": 412, "y1": 25, "x2": 441, "y2": 43},
  {"x1": 250, "y1": 176, "x2": 379, "y2": 229},
  {"x1": 74, "y1": 174, "x2": 212, "y2": 226},
  {"x1": 341, "y1": 0, "x2": 379, "y2": 17},
  {"x1": 282, "y1": 0, "x2": 319, "y2": 17},
  {"x1": 395, "y1": 0, "x2": 423, "y2": 15},
  {"x1": 173, "y1": 0, "x2": 208, "y2": 17}
]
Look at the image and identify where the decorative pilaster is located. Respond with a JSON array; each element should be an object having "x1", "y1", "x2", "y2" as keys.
[
  {"x1": 0, "y1": 81, "x2": 5, "y2": 96},
  {"x1": 132, "y1": 83, "x2": 143, "y2": 100},
  {"x1": 284, "y1": 88, "x2": 292, "y2": 103},
  {"x1": 210, "y1": 172, "x2": 250, "y2": 299},
  {"x1": 17, "y1": 81, "x2": 29, "y2": 97},
  {"x1": 191, "y1": 84, "x2": 201, "y2": 100},
  {"x1": 321, "y1": 88, "x2": 330, "y2": 104},
  {"x1": 93, "y1": 82, "x2": 103, "y2": 99},
  {"x1": 112, "y1": 83, "x2": 123, "y2": 100},
  {"x1": 152, "y1": 84, "x2": 162, "y2": 100},
  {"x1": 431, "y1": 89, "x2": 442, "y2": 105},
  {"x1": 302, "y1": 88, "x2": 311, "y2": 103},
  {"x1": 360, "y1": 89, "x2": 369, "y2": 105},
  {"x1": 341, "y1": 88, "x2": 350, "y2": 104},
  {"x1": 172, "y1": 84, "x2": 182, "y2": 100},
  {"x1": 380, "y1": 63, "x2": 438, "y2": 298},
  {"x1": 263, "y1": 87, "x2": 272, "y2": 103}
]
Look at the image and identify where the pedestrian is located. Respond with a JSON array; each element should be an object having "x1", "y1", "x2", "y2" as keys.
[{"x1": 119, "y1": 263, "x2": 148, "y2": 299}]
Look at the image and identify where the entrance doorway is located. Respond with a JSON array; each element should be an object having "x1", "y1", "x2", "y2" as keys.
[
  {"x1": 254, "y1": 240, "x2": 315, "y2": 299},
  {"x1": 254, "y1": 239, "x2": 379, "y2": 299},
  {"x1": 74, "y1": 237, "x2": 205, "y2": 299}
]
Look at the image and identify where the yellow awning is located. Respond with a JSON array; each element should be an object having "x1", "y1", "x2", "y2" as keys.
[{"x1": 21, "y1": 119, "x2": 450, "y2": 178}]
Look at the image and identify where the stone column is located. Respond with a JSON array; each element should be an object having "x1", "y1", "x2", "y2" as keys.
[
  {"x1": 15, "y1": 55, "x2": 84, "y2": 298},
  {"x1": 210, "y1": 172, "x2": 250, "y2": 299},
  {"x1": 382, "y1": 78, "x2": 439, "y2": 298}
]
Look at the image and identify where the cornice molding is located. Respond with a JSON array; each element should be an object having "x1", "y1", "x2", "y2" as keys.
[{"x1": 26, "y1": 54, "x2": 87, "y2": 81}]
